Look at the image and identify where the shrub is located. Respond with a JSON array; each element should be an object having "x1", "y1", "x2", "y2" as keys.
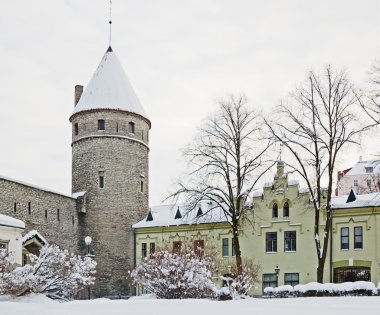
[
  {"x1": 128, "y1": 248, "x2": 217, "y2": 299},
  {"x1": 0, "y1": 244, "x2": 97, "y2": 300}
]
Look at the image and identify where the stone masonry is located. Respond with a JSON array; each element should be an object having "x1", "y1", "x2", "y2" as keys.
[{"x1": 70, "y1": 109, "x2": 150, "y2": 297}]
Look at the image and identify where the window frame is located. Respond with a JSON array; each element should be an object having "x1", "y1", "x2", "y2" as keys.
[
  {"x1": 98, "y1": 119, "x2": 105, "y2": 131},
  {"x1": 262, "y1": 273, "x2": 278, "y2": 292},
  {"x1": 0, "y1": 242, "x2": 8, "y2": 251},
  {"x1": 266, "y1": 232, "x2": 277, "y2": 253},
  {"x1": 128, "y1": 122, "x2": 135, "y2": 134},
  {"x1": 99, "y1": 175, "x2": 105, "y2": 189},
  {"x1": 272, "y1": 203, "x2": 278, "y2": 218},
  {"x1": 173, "y1": 241, "x2": 182, "y2": 254},
  {"x1": 354, "y1": 226, "x2": 363, "y2": 250},
  {"x1": 222, "y1": 238, "x2": 229, "y2": 257},
  {"x1": 283, "y1": 202, "x2": 289, "y2": 217},
  {"x1": 194, "y1": 240, "x2": 205, "y2": 257},
  {"x1": 74, "y1": 123, "x2": 79, "y2": 135},
  {"x1": 231, "y1": 238, "x2": 236, "y2": 257},
  {"x1": 141, "y1": 242, "x2": 147, "y2": 258},
  {"x1": 284, "y1": 231, "x2": 296, "y2": 252},
  {"x1": 284, "y1": 273, "x2": 299, "y2": 286},
  {"x1": 341, "y1": 227, "x2": 349, "y2": 250},
  {"x1": 149, "y1": 242, "x2": 155, "y2": 256}
]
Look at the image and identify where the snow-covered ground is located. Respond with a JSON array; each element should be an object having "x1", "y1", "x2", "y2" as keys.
[{"x1": 1, "y1": 294, "x2": 380, "y2": 315}]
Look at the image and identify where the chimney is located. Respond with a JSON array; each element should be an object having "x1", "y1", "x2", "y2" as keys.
[{"x1": 74, "y1": 85, "x2": 83, "y2": 106}]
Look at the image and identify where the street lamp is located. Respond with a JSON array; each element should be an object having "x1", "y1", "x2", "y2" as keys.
[
  {"x1": 274, "y1": 264, "x2": 280, "y2": 278},
  {"x1": 84, "y1": 236, "x2": 92, "y2": 300}
]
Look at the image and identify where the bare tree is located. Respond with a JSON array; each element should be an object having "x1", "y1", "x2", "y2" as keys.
[
  {"x1": 361, "y1": 59, "x2": 380, "y2": 124},
  {"x1": 265, "y1": 65, "x2": 375, "y2": 283},
  {"x1": 170, "y1": 95, "x2": 273, "y2": 274}
]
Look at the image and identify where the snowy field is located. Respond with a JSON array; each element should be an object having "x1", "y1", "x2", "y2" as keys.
[{"x1": 1, "y1": 295, "x2": 380, "y2": 315}]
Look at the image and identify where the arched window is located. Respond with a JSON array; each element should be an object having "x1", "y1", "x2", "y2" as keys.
[
  {"x1": 283, "y1": 201, "x2": 289, "y2": 217},
  {"x1": 128, "y1": 122, "x2": 135, "y2": 134},
  {"x1": 272, "y1": 203, "x2": 278, "y2": 218},
  {"x1": 74, "y1": 123, "x2": 79, "y2": 135}
]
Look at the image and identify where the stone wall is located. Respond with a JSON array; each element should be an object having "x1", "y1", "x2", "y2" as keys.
[
  {"x1": 71, "y1": 110, "x2": 150, "y2": 297},
  {"x1": 0, "y1": 177, "x2": 79, "y2": 253}
]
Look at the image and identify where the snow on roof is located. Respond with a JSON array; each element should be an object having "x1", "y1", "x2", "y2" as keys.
[
  {"x1": 288, "y1": 179, "x2": 299, "y2": 186},
  {"x1": 331, "y1": 191, "x2": 380, "y2": 209},
  {"x1": 133, "y1": 203, "x2": 229, "y2": 228},
  {"x1": 0, "y1": 214, "x2": 25, "y2": 229},
  {"x1": 251, "y1": 189, "x2": 263, "y2": 198},
  {"x1": 298, "y1": 187, "x2": 310, "y2": 194},
  {"x1": 72, "y1": 46, "x2": 148, "y2": 120},
  {"x1": 72, "y1": 191, "x2": 86, "y2": 198},
  {"x1": 0, "y1": 175, "x2": 74, "y2": 199},
  {"x1": 22, "y1": 230, "x2": 48, "y2": 245},
  {"x1": 344, "y1": 160, "x2": 380, "y2": 176},
  {"x1": 263, "y1": 182, "x2": 273, "y2": 188}
]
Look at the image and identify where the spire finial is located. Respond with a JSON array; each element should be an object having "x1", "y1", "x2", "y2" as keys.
[{"x1": 108, "y1": 0, "x2": 112, "y2": 46}]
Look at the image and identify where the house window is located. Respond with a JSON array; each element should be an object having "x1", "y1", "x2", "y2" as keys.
[
  {"x1": 272, "y1": 203, "x2": 278, "y2": 218},
  {"x1": 341, "y1": 227, "x2": 349, "y2": 250},
  {"x1": 128, "y1": 122, "x2": 135, "y2": 134},
  {"x1": 283, "y1": 202, "x2": 289, "y2": 217},
  {"x1": 150, "y1": 242, "x2": 155, "y2": 255},
  {"x1": 28, "y1": 202, "x2": 31, "y2": 215},
  {"x1": 141, "y1": 243, "x2": 147, "y2": 258},
  {"x1": 232, "y1": 238, "x2": 236, "y2": 257},
  {"x1": 263, "y1": 273, "x2": 277, "y2": 291},
  {"x1": 99, "y1": 175, "x2": 105, "y2": 189},
  {"x1": 353, "y1": 180, "x2": 358, "y2": 187},
  {"x1": 194, "y1": 240, "x2": 204, "y2": 256},
  {"x1": 284, "y1": 273, "x2": 299, "y2": 286},
  {"x1": 354, "y1": 227, "x2": 363, "y2": 249},
  {"x1": 173, "y1": 241, "x2": 182, "y2": 254},
  {"x1": 222, "y1": 238, "x2": 229, "y2": 257},
  {"x1": 367, "y1": 179, "x2": 371, "y2": 187},
  {"x1": 0, "y1": 242, "x2": 7, "y2": 251},
  {"x1": 74, "y1": 123, "x2": 79, "y2": 135},
  {"x1": 98, "y1": 119, "x2": 105, "y2": 131},
  {"x1": 266, "y1": 232, "x2": 277, "y2": 252},
  {"x1": 284, "y1": 231, "x2": 296, "y2": 252}
]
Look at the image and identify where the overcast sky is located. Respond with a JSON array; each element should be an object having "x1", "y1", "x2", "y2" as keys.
[{"x1": 0, "y1": 0, "x2": 379, "y2": 205}]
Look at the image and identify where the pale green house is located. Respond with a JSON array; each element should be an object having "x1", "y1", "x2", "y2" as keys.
[{"x1": 133, "y1": 162, "x2": 380, "y2": 295}]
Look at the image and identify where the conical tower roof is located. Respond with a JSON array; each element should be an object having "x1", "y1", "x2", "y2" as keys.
[{"x1": 72, "y1": 46, "x2": 148, "y2": 119}]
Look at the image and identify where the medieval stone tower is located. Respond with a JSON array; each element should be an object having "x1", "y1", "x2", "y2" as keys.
[{"x1": 70, "y1": 46, "x2": 150, "y2": 297}]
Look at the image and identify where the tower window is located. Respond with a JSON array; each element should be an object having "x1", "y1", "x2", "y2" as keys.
[
  {"x1": 116, "y1": 123, "x2": 119, "y2": 133},
  {"x1": 45, "y1": 209, "x2": 48, "y2": 219},
  {"x1": 128, "y1": 122, "x2": 135, "y2": 134},
  {"x1": 74, "y1": 123, "x2": 79, "y2": 135},
  {"x1": 28, "y1": 202, "x2": 31, "y2": 215},
  {"x1": 99, "y1": 175, "x2": 105, "y2": 189},
  {"x1": 14, "y1": 202, "x2": 17, "y2": 213},
  {"x1": 98, "y1": 120, "x2": 105, "y2": 131},
  {"x1": 140, "y1": 181, "x2": 144, "y2": 193},
  {"x1": 57, "y1": 209, "x2": 60, "y2": 221}
]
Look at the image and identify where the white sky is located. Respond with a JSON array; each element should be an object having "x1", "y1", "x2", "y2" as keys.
[{"x1": 0, "y1": 0, "x2": 379, "y2": 205}]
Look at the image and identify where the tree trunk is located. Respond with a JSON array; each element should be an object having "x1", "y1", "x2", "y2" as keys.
[{"x1": 232, "y1": 223, "x2": 242, "y2": 275}]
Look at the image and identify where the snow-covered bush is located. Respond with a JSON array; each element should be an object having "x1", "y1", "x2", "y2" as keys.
[
  {"x1": 128, "y1": 248, "x2": 217, "y2": 299},
  {"x1": 264, "y1": 281, "x2": 378, "y2": 298},
  {"x1": 219, "y1": 259, "x2": 261, "y2": 299},
  {"x1": 0, "y1": 244, "x2": 96, "y2": 300}
]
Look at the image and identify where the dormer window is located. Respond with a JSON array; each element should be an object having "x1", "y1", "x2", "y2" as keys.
[
  {"x1": 74, "y1": 123, "x2": 79, "y2": 135},
  {"x1": 272, "y1": 203, "x2": 278, "y2": 218},
  {"x1": 98, "y1": 120, "x2": 105, "y2": 131},
  {"x1": 365, "y1": 167, "x2": 373, "y2": 173},
  {"x1": 128, "y1": 122, "x2": 135, "y2": 134}
]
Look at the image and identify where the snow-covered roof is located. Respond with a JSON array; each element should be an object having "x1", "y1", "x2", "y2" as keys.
[
  {"x1": 288, "y1": 179, "x2": 299, "y2": 186},
  {"x1": 72, "y1": 191, "x2": 86, "y2": 198},
  {"x1": 0, "y1": 175, "x2": 74, "y2": 199},
  {"x1": 331, "y1": 191, "x2": 380, "y2": 209},
  {"x1": 133, "y1": 203, "x2": 229, "y2": 229},
  {"x1": 0, "y1": 214, "x2": 25, "y2": 229},
  {"x1": 251, "y1": 189, "x2": 263, "y2": 198},
  {"x1": 263, "y1": 182, "x2": 273, "y2": 188},
  {"x1": 72, "y1": 46, "x2": 148, "y2": 120},
  {"x1": 344, "y1": 160, "x2": 380, "y2": 176},
  {"x1": 298, "y1": 187, "x2": 310, "y2": 194},
  {"x1": 22, "y1": 230, "x2": 48, "y2": 245}
]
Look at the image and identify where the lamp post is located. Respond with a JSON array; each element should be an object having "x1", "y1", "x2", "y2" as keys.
[
  {"x1": 84, "y1": 236, "x2": 92, "y2": 299},
  {"x1": 274, "y1": 264, "x2": 280, "y2": 287}
]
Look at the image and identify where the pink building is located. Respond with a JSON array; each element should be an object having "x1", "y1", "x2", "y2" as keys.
[{"x1": 336, "y1": 159, "x2": 380, "y2": 196}]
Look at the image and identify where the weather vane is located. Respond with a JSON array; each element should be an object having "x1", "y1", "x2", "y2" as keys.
[{"x1": 109, "y1": 0, "x2": 112, "y2": 46}]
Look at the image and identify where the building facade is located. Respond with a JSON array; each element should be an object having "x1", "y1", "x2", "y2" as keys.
[{"x1": 134, "y1": 162, "x2": 380, "y2": 295}]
